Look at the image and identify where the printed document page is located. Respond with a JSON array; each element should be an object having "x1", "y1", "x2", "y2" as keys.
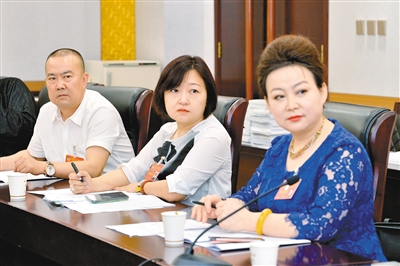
[
  {"x1": 29, "y1": 189, "x2": 175, "y2": 214},
  {"x1": 107, "y1": 219, "x2": 210, "y2": 237}
]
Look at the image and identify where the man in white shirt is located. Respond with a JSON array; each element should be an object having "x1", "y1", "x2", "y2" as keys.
[{"x1": 0, "y1": 48, "x2": 134, "y2": 178}]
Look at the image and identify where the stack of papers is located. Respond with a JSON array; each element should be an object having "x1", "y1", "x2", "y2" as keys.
[
  {"x1": 29, "y1": 189, "x2": 175, "y2": 214},
  {"x1": 178, "y1": 225, "x2": 310, "y2": 252},
  {"x1": 107, "y1": 219, "x2": 310, "y2": 252},
  {"x1": 388, "y1": 151, "x2": 400, "y2": 170},
  {"x1": 242, "y1": 99, "x2": 289, "y2": 149}
]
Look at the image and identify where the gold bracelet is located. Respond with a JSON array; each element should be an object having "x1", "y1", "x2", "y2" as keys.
[
  {"x1": 137, "y1": 180, "x2": 151, "y2": 194},
  {"x1": 256, "y1": 208, "x2": 272, "y2": 235}
]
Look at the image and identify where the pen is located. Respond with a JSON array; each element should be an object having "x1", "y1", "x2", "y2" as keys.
[
  {"x1": 71, "y1": 162, "x2": 84, "y2": 182},
  {"x1": 192, "y1": 201, "x2": 217, "y2": 209},
  {"x1": 209, "y1": 236, "x2": 265, "y2": 242}
]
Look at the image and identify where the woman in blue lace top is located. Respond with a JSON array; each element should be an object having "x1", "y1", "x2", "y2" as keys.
[{"x1": 191, "y1": 34, "x2": 386, "y2": 261}]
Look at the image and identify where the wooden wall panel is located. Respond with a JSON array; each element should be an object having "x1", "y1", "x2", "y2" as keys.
[
  {"x1": 329, "y1": 92, "x2": 399, "y2": 110},
  {"x1": 24, "y1": 81, "x2": 45, "y2": 93},
  {"x1": 23, "y1": 81, "x2": 398, "y2": 111}
]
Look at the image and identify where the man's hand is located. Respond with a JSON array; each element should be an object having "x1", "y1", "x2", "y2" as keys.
[
  {"x1": 69, "y1": 170, "x2": 91, "y2": 194},
  {"x1": 14, "y1": 150, "x2": 45, "y2": 175}
]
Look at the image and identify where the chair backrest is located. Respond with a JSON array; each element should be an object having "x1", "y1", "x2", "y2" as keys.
[
  {"x1": 1, "y1": 76, "x2": 38, "y2": 115},
  {"x1": 38, "y1": 85, "x2": 153, "y2": 154},
  {"x1": 214, "y1": 96, "x2": 248, "y2": 193},
  {"x1": 390, "y1": 102, "x2": 400, "y2": 152},
  {"x1": 148, "y1": 96, "x2": 248, "y2": 194},
  {"x1": 323, "y1": 101, "x2": 396, "y2": 222}
]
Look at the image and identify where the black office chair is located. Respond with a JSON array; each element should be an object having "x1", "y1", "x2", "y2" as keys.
[
  {"x1": 148, "y1": 96, "x2": 248, "y2": 194},
  {"x1": 323, "y1": 102, "x2": 396, "y2": 222},
  {"x1": 390, "y1": 102, "x2": 400, "y2": 152},
  {"x1": 213, "y1": 96, "x2": 248, "y2": 193},
  {"x1": 385, "y1": 102, "x2": 400, "y2": 222},
  {"x1": 38, "y1": 85, "x2": 153, "y2": 154}
]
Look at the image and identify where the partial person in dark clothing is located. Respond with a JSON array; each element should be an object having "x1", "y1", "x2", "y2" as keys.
[{"x1": 0, "y1": 77, "x2": 37, "y2": 156}]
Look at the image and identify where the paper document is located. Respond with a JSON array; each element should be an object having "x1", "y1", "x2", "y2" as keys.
[
  {"x1": 107, "y1": 219, "x2": 310, "y2": 251},
  {"x1": 388, "y1": 151, "x2": 400, "y2": 171},
  {"x1": 29, "y1": 189, "x2": 175, "y2": 214},
  {"x1": 157, "y1": 224, "x2": 310, "y2": 252},
  {"x1": 30, "y1": 188, "x2": 87, "y2": 202},
  {"x1": 0, "y1": 170, "x2": 61, "y2": 183},
  {"x1": 107, "y1": 219, "x2": 210, "y2": 237}
]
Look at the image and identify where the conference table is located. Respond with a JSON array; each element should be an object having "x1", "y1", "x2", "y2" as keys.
[{"x1": 0, "y1": 179, "x2": 375, "y2": 265}]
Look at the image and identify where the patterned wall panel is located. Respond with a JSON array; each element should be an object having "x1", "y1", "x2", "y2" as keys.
[{"x1": 101, "y1": 0, "x2": 135, "y2": 60}]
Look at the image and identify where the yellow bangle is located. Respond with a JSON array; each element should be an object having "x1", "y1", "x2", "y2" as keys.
[
  {"x1": 256, "y1": 208, "x2": 272, "y2": 235},
  {"x1": 136, "y1": 180, "x2": 151, "y2": 194}
]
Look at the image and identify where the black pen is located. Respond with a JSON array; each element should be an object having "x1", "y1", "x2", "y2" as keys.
[
  {"x1": 192, "y1": 201, "x2": 217, "y2": 209},
  {"x1": 71, "y1": 162, "x2": 84, "y2": 182},
  {"x1": 209, "y1": 236, "x2": 264, "y2": 242}
]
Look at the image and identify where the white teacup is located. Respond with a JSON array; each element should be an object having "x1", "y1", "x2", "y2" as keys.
[
  {"x1": 250, "y1": 241, "x2": 279, "y2": 266},
  {"x1": 8, "y1": 172, "x2": 28, "y2": 201},
  {"x1": 161, "y1": 211, "x2": 187, "y2": 247}
]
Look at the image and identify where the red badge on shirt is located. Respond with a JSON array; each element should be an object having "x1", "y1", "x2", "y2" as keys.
[
  {"x1": 65, "y1": 154, "x2": 84, "y2": 162},
  {"x1": 144, "y1": 162, "x2": 164, "y2": 181},
  {"x1": 274, "y1": 179, "x2": 302, "y2": 200}
]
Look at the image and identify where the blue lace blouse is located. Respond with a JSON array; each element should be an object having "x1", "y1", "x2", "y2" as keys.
[{"x1": 231, "y1": 119, "x2": 386, "y2": 261}]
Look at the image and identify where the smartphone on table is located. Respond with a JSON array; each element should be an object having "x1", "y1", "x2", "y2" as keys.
[{"x1": 85, "y1": 192, "x2": 129, "y2": 204}]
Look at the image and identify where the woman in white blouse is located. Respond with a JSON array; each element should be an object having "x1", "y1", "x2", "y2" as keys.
[{"x1": 68, "y1": 55, "x2": 232, "y2": 206}]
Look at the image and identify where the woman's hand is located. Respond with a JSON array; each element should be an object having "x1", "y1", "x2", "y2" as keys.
[
  {"x1": 114, "y1": 183, "x2": 139, "y2": 193},
  {"x1": 215, "y1": 198, "x2": 252, "y2": 232},
  {"x1": 191, "y1": 194, "x2": 222, "y2": 223},
  {"x1": 68, "y1": 170, "x2": 91, "y2": 194}
]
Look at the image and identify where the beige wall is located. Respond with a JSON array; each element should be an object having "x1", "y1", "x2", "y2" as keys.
[
  {"x1": 1, "y1": 0, "x2": 399, "y2": 102},
  {"x1": 328, "y1": 0, "x2": 399, "y2": 99}
]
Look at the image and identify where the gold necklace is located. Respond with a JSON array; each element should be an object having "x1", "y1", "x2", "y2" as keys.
[{"x1": 289, "y1": 118, "x2": 325, "y2": 159}]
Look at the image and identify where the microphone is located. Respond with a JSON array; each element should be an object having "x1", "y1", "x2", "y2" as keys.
[{"x1": 172, "y1": 175, "x2": 300, "y2": 266}]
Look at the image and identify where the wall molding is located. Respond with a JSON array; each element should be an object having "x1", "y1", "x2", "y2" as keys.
[
  {"x1": 329, "y1": 92, "x2": 399, "y2": 110},
  {"x1": 23, "y1": 81, "x2": 399, "y2": 110},
  {"x1": 24, "y1": 81, "x2": 45, "y2": 93}
]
